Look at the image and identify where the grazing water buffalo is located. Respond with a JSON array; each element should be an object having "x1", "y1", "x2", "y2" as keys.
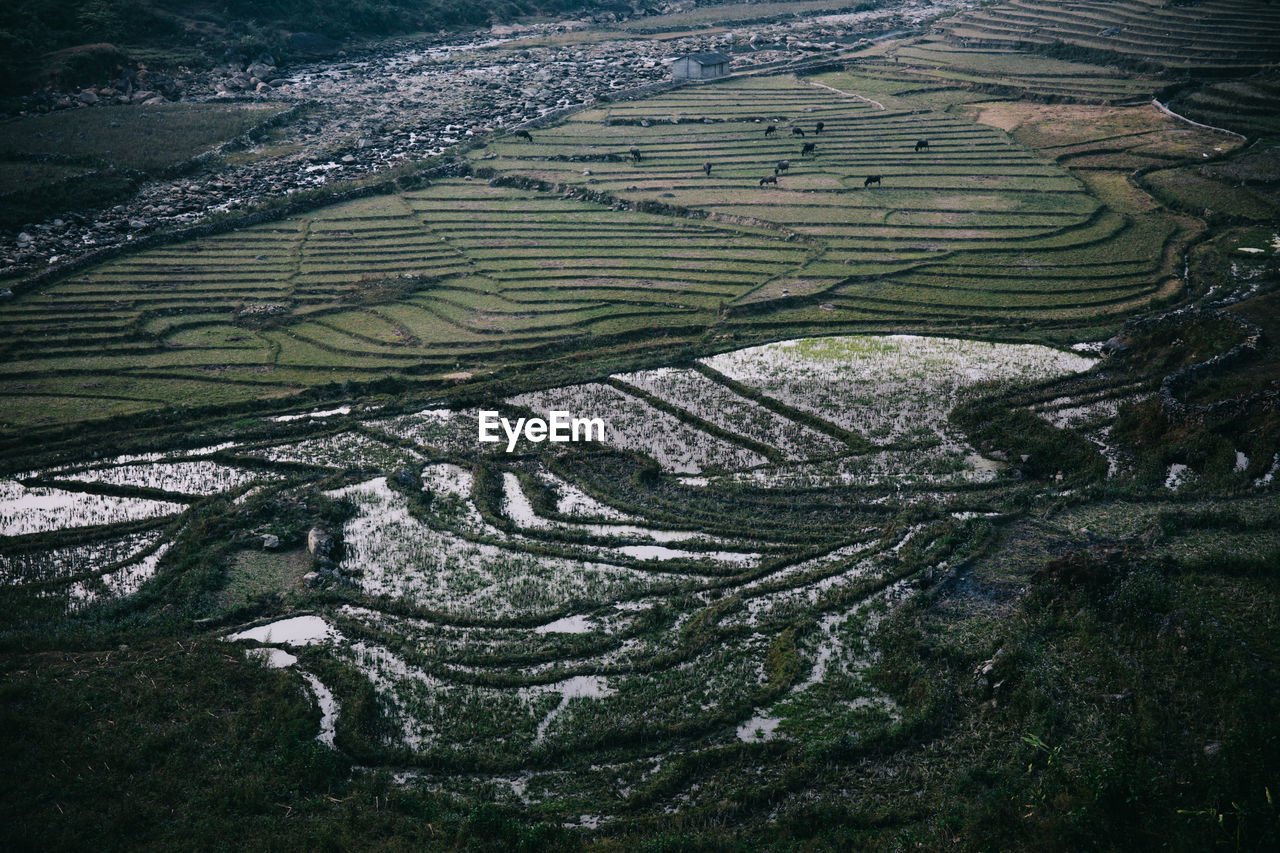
[
  {"x1": 760, "y1": 174, "x2": 778, "y2": 186},
  {"x1": 801, "y1": 141, "x2": 816, "y2": 156},
  {"x1": 629, "y1": 146, "x2": 641, "y2": 162},
  {"x1": 513, "y1": 129, "x2": 533, "y2": 141},
  {"x1": 703, "y1": 161, "x2": 713, "y2": 176},
  {"x1": 864, "y1": 174, "x2": 882, "y2": 187},
  {"x1": 815, "y1": 121, "x2": 825, "y2": 134},
  {"x1": 775, "y1": 159, "x2": 790, "y2": 174},
  {"x1": 791, "y1": 126, "x2": 805, "y2": 137},
  {"x1": 764, "y1": 124, "x2": 777, "y2": 136},
  {"x1": 915, "y1": 138, "x2": 929, "y2": 151}
]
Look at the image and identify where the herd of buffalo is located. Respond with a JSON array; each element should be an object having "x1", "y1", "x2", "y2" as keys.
[{"x1": 508, "y1": 122, "x2": 932, "y2": 190}]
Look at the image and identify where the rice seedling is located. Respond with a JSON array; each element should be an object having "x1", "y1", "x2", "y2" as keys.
[{"x1": 0, "y1": 479, "x2": 185, "y2": 536}]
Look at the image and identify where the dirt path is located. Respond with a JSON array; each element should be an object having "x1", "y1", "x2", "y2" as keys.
[{"x1": 799, "y1": 76, "x2": 886, "y2": 110}]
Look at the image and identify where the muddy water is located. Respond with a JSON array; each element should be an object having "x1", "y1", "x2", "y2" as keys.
[{"x1": 229, "y1": 615, "x2": 336, "y2": 645}]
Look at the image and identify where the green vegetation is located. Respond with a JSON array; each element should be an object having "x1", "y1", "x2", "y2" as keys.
[
  {"x1": 0, "y1": 102, "x2": 290, "y2": 172},
  {"x1": 1169, "y1": 73, "x2": 1280, "y2": 139},
  {"x1": 0, "y1": 101, "x2": 292, "y2": 230},
  {"x1": 1140, "y1": 165, "x2": 1279, "y2": 222},
  {"x1": 878, "y1": 34, "x2": 1159, "y2": 104},
  {"x1": 0, "y1": 639, "x2": 514, "y2": 851},
  {"x1": 860, "y1": 516, "x2": 1280, "y2": 851}
]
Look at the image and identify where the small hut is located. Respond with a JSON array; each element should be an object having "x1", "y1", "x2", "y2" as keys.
[{"x1": 670, "y1": 52, "x2": 732, "y2": 80}]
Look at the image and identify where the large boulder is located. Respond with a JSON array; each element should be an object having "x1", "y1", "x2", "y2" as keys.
[
  {"x1": 246, "y1": 62, "x2": 277, "y2": 81},
  {"x1": 307, "y1": 526, "x2": 334, "y2": 560},
  {"x1": 142, "y1": 72, "x2": 179, "y2": 97}
]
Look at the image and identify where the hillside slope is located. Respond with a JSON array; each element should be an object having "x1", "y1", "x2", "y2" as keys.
[{"x1": 0, "y1": 0, "x2": 623, "y2": 94}]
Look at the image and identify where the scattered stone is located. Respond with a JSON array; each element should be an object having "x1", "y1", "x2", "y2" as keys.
[
  {"x1": 972, "y1": 647, "x2": 1011, "y2": 700},
  {"x1": 1100, "y1": 336, "x2": 1131, "y2": 357},
  {"x1": 236, "y1": 303, "x2": 289, "y2": 320},
  {"x1": 262, "y1": 533, "x2": 280, "y2": 549},
  {"x1": 307, "y1": 526, "x2": 334, "y2": 559}
]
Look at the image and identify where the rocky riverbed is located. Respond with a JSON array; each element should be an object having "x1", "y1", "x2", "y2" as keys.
[{"x1": 1, "y1": 0, "x2": 973, "y2": 277}]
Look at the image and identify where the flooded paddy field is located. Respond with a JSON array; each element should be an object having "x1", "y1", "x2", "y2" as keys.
[{"x1": 11, "y1": 327, "x2": 1251, "y2": 825}]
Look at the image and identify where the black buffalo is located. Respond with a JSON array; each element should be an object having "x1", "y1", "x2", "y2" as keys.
[
  {"x1": 791, "y1": 127, "x2": 805, "y2": 137},
  {"x1": 760, "y1": 174, "x2": 778, "y2": 186},
  {"x1": 513, "y1": 129, "x2": 533, "y2": 141},
  {"x1": 801, "y1": 142, "x2": 816, "y2": 156},
  {"x1": 703, "y1": 161, "x2": 713, "y2": 176},
  {"x1": 629, "y1": 146, "x2": 641, "y2": 162},
  {"x1": 764, "y1": 124, "x2": 777, "y2": 136},
  {"x1": 864, "y1": 174, "x2": 882, "y2": 187},
  {"x1": 775, "y1": 159, "x2": 790, "y2": 174},
  {"x1": 915, "y1": 139, "x2": 929, "y2": 152},
  {"x1": 815, "y1": 121, "x2": 825, "y2": 134}
]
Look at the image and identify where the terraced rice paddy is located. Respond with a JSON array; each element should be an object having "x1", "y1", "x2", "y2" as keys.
[
  {"x1": 0, "y1": 480, "x2": 185, "y2": 536},
  {"x1": 1169, "y1": 74, "x2": 1280, "y2": 138},
  {"x1": 862, "y1": 35, "x2": 1158, "y2": 104},
  {"x1": 4, "y1": 10, "x2": 1278, "y2": 841},
  {"x1": 2, "y1": 332, "x2": 1133, "y2": 796},
  {"x1": 481, "y1": 74, "x2": 1104, "y2": 275},
  {"x1": 0, "y1": 69, "x2": 1206, "y2": 431},
  {"x1": 934, "y1": 0, "x2": 1280, "y2": 71},
  {"x1": 59, "y1": 460, "x2": 281, "y2": 495}
]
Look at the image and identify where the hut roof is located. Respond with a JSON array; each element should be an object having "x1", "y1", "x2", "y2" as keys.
[{"x1": 682, "y1": 52, "x2": 732, "y2": 65}]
